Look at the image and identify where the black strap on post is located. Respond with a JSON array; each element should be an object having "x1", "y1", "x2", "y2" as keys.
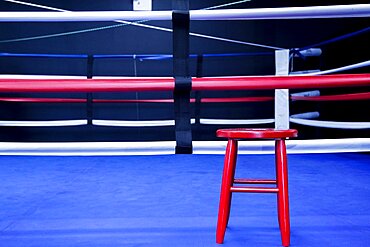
[
  {"x1": 172, "y1": 0, "x2": 192, "y2": 154},
  {"x1": 86, "y1": 55, "x2": 94, "y2": 125}
]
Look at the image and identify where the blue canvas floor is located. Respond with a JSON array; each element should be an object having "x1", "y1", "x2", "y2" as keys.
[{"x1": 0, "y1": 153, "x2": 369, "y2": 247}]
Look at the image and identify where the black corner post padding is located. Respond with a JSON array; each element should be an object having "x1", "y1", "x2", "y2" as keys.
[
  {"x1": 86, "y1": 55, "x2": 94, "y2": 125},
  {"x1": 172, "y1": 1, "x2": 192, "y2": 154}
]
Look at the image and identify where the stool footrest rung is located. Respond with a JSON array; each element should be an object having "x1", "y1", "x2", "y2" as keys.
[
  {"x1": 234, "y1": 178, "x2": 276, "y2": 184},
  {"x1": 230, "y1": 186, "x2": 279, "y2": 193}
]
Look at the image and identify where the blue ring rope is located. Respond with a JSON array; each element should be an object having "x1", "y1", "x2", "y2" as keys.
[
  {"x1": 0, "y1": 53, "x2": 88, "y2": 58},
  {"x1": 0, "y1": 52, "x2": 273, "y2": 60},
  {"x1": 299, "y1": 26, "x2": 370, "y2": 51}
]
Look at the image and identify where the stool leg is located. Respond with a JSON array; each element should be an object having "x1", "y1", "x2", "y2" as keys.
[
  {"x1": 275, "y1": 139, "x2": 290, "y2": 247},
  {"x1": 226, "y1": 142, "x2": 238, "y2": 227},
  {"x1": 216, "y1": 139, "x2": 238, "y2": 244}
]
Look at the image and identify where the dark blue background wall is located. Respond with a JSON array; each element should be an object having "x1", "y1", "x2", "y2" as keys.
[{"x1": 0, "y1": 0, "x2": 369, "y2": 141}]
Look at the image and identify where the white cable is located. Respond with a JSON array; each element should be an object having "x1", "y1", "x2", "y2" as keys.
[
  {"x1": 1, "y1": 0, "x2": 283, "y2": 49},
  {"x1": 0, "y1": 22, "x2": 132, "y2": 43},
  {"x1": 4, "y1": 0, "x2": 69, "y2": 12},
  {"x1": 203, "y1": 0, "x2": 251, "y2": 10},
  {"x1": 115, "y1": 20, "x2": 282, "y2": 50}
]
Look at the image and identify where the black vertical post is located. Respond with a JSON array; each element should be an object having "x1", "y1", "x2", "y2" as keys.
[
  {"x1": 172, "y1": 0, "x2": 192, "y2": 154},
  {"x1": 86, "y1": 55, "x2": 94, "y2": 125}
]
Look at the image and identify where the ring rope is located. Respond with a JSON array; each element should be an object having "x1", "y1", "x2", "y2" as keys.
[
  {"x1": 1, "y1": 117, "x2": 368, "y2": 129},
  {"x1": 302, "y1": 60, "x2": 370, "y2": 76},
  {"x1": 4, "y1": 1, "x2": 366, "y2": 50},
  {"x1": 0, "y1": 93, "x2": 367, "y2": 104},
  {"x1": 4, "y1": 0, "x2": 251, "y2": 12},
  {"x1": 1, "y1": 53, "x2": 367, "y2": 75},
  {"x1": 0, "y1": 120, "x2": 87, "y2": 127},
  {"x1": 300, "y1": 26, "x2": 370, "y2": 51},
  {"x1": 290, "y1": 118, "x2": 370, "y2": 129},
  {"x1": 0, "y1": 96, "x2": 274, "y2": 104},
  {"x1": 0, "y1": 74, "x2": 370, "y2": 93},
  {"x1": 92, "y1": 119, "x2": 190, "y2": 127},
  {"x1": 199, "y1": 118, "x2": 274, "y2": 125},
  {"x1": 0, "y1": 52, "x2": 274, "y2": 59},
  {"x1": 0, "y1": 74, "x2": 368, "y2": 92},
  {"x1": 1, "y1": 5, "x2": 370, "y2": 22},
  {"x1": 0, "y1": 118, "x2": 275, "y2": 127}
]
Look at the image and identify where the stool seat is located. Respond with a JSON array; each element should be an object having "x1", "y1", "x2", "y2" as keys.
[{"x1": 217, "y1": 128, "x2": 298, "y2": 139}]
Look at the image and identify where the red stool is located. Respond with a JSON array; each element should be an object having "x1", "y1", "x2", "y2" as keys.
[{"x1": 216, "y1": 128, "x2": 298, "y2": 247}]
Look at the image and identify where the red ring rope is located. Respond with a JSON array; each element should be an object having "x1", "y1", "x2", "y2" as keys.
[
  {"x1": 0, "y1": 97, "x2": 85, "y2": 103},
  {"x1": 200, "y1": 97, "x2": 273, "y2": 103},
  {"x1": 192, "y1": 74, "x2": 370, "y2": 91},
  {"x1": 0, "y1": 74, "x2": 368, "y2": 93},
  {"x1": 0, "y1": 96, "x2": 274, "y2": 103}
]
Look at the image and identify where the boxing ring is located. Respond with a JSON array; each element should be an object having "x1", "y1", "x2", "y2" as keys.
[{"x1": 0, "y1": 2, "x2": 370, "y2": 247}]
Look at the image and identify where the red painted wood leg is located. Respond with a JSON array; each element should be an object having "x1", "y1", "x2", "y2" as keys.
[
  {"x1": 216, "y1": 139, "x2": 238, "y2": 244},
  {"x1": 276, "y1": 139, "x2": 290, "y2": 247},
  {"x1": 226, "y1": 140, "x2": 238, "y2": 227}
]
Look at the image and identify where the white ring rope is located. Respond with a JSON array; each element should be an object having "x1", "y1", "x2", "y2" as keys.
[
  {"x1": 0, "y1": 117, "x2": 368, "y2": 129},
  {"x1": 0, "y1": 120, "x2": 87, "y2": 127},
  {"x1": 1, "y1": 5, "x2": 369, "y2": 22},
  {"x1": 0, "y1": 118, "x2": 271, "y2": 127},
  {"x1": 93, "y1": 119, "x2": 196, "y2": 127},
  {"x1": 4, "y1": 0, "x2": 252, "y2": 12},
  {"x1": 3, "y1": 118, "x2": 366, "y2": 129},
  {"x1": 0, "y1": 138, "x2": 369, "y2": 155},
  {"x1": 199, "y1": 118, "x2": 274, "y2": 125},
  {"x1": 303, "y1": 60, "x2": 370, "y2": 76}
]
